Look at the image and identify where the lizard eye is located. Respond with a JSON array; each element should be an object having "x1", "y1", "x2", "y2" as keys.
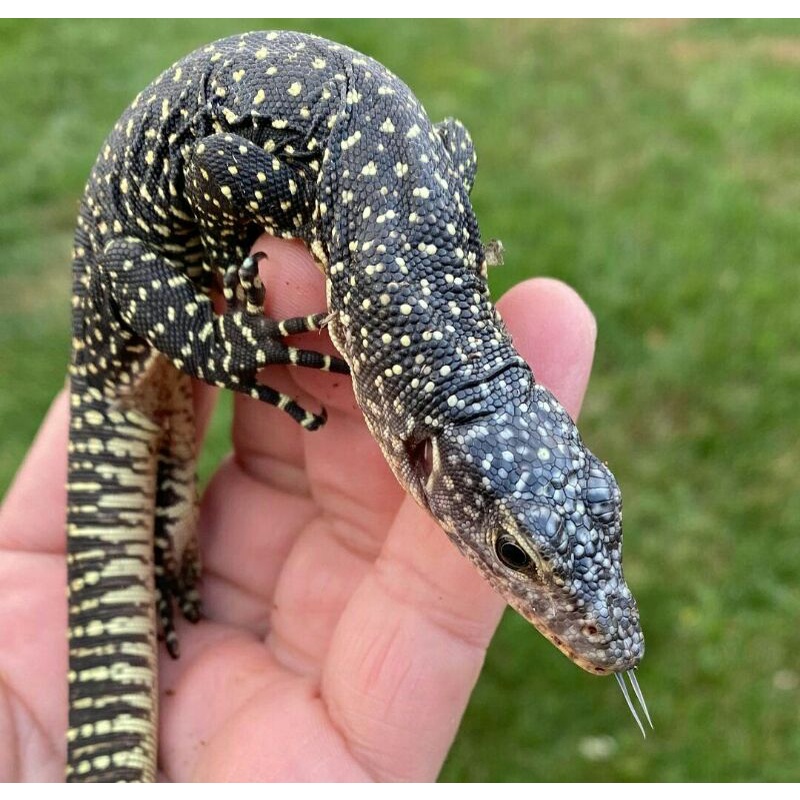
[
  {"x1": 495, "y1": 533, "x2": 532, "y2": 572},
  {"x1": 406, "y1": 437, "x2": 434, "y2": 484}
]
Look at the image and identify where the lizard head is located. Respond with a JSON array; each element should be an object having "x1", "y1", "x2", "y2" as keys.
[{"x1": 405, "y1": 380, "x2": 644, "y2": 677}]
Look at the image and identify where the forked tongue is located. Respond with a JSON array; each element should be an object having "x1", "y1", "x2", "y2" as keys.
[{"x1": 614, "y1": 670, "x2": 653, "y2": 738}]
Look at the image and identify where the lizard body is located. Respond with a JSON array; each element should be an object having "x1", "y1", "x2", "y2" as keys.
[{"x1": 67, "y1": 30, "x2": 646, "y2": 782}]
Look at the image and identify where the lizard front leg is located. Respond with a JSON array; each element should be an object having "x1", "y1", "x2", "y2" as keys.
[{"x1": 100, "y1": 237, "x2": 347, "y2": 429}]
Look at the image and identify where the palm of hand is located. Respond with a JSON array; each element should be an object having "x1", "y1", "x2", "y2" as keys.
[{"x1": 0, "y1": 237, "x2": 596, "y2": 781}]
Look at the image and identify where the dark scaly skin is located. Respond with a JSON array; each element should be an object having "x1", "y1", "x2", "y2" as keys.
[{"x1": 67, "y1": 30, "x2": 644, "y2": 782}]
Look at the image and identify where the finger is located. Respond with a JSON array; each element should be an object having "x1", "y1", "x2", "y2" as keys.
[
  {"x1": 195, "y1": 235, "x2": 357, "y2": 609},
  {"x1": 196, "y1": 236, "x2": 397, "y2": 633},
  {"x1": 321, "y1": 278, "x2": 597, "y2": 780},
  {"x1": 497, "y1": 277, "x2": 597, "y2": 419},
  {"x1": 0, "y1": 390, "x2": 69, "y2": 554}
]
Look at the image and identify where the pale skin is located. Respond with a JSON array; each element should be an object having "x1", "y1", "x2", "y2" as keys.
[{"x1": 0, "y1": 235, "x2": 597, "y2": 781}]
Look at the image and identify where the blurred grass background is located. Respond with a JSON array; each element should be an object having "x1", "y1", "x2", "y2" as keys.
[{"x1": 1, "y1": 19, "x2": 799, "y2": 781}]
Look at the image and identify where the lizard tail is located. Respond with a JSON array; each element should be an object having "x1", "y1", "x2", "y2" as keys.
[{"x1": 66, "y1": 389, "x2": 160, "y2": 782}]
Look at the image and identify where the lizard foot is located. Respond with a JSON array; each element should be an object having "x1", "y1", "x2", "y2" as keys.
[{"x1": 221, "y1": 253, "x2": 349, "y2": 374}]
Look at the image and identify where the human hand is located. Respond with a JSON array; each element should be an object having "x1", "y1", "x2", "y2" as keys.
[{"x1": 0, "y1": 235, "x2": 596, "y2": 781}]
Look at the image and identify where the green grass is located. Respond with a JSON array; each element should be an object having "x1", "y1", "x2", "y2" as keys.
[{"x1": 1, "y1": 19, "x2": 799, "y2": 781}]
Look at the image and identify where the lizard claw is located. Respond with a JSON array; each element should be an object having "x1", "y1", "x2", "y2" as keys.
[{"x1": 223, "y1": 252, "x2": 267, "y2": 312}]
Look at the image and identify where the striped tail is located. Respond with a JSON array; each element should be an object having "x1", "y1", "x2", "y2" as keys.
[{"x1": 66, "y1": 389, "x2": 160, "y2": 782}]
